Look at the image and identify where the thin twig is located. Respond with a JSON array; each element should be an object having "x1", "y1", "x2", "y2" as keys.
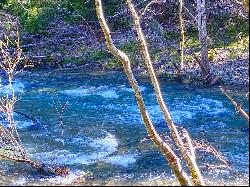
[{"x1": 220, "y1": 86, "x2": 249, "y2": 123}]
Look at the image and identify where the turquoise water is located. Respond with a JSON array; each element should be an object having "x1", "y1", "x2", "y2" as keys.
[{"x1": 0, "y1": 69, "x2": 249, "y2": 185}]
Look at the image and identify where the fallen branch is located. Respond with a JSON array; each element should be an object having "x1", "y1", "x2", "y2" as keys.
[
  {"x1": 220, "y1": 86, "x2": 249, "y2": 123},
  {"x1": 140, "y1": 0, "x2": 158, "y2": 17},
  {"x1": 0, "y1": 152, "x2": 70, "y2": 176},
  {"x1": 192, "y1": 140, "x2": 229, "y2": 166}
]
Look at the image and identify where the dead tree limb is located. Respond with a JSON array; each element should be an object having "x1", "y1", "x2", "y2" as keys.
[
  {"x1": 0, "y1": 152, "x2": 70, "y2": 176},
  {"x1": 140, "y1": 0, "x2": 157, "y2": 17},
  {"x1": 94, "y1": 0, "x2": 192, "y2": 185},
  {"x1": 220, "y1": 86, "x2": 249, "y2": 123},
  {"x1": 192, "y1": 140, "x2": 229, "y2": 166},
  {"x1": 184, "y1": 6, "x2": 197, "y2": 23}
]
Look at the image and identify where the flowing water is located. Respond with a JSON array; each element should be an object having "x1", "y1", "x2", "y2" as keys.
[{"x1": 0, "y1": 69, "x2": 249, "y2": 186}]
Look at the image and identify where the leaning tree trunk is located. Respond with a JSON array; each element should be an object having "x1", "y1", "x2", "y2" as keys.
[
  {"x1": 197, "y1": 0, "x2": 210, "y2": 75},
  {"x1": 126, "y1": 0, "x2": 205, "y2": 185},
  {"x1": 94, "y1": 0, "x2": 192, "y2": 185}
]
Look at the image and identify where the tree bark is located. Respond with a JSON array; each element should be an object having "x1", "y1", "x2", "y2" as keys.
[
  {"x1": 243, "y1": 0, "x2": 249, "y2": 12},
  {"x1": 126, "y1": 0, "x2": 205, "y2": 185},
  {"x1": 179, "y1": 0, "x2": 185, "y2": 71},
  {"x1": 94, "y1": 0, "x2": 192, "y2": 185},
  {"x1": 197, "y1": 0, "x2": 210, "y2": 75}
]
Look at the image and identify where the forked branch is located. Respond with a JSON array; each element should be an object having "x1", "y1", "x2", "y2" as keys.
[
  {"x1": 126, "y1": 0, "x2": 204, "y2": 185},
  {"x1": 95, "y1": 0, "x2": 192, "y2": 185}
]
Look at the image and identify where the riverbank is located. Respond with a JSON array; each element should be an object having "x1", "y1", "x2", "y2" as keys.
[
  {"x1": 0, "y1": 11, "x2": 249, "y2": 87},
  {"x1": 35, "y1": 57, "x2": 249, "y2": 87},
  {"x1": 18, "y1": 18, "x2": 250, "y2": 87}
]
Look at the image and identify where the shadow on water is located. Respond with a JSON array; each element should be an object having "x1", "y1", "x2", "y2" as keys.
[{"x1": 0, "y1": 69, "x2": 249, "y2": 185}]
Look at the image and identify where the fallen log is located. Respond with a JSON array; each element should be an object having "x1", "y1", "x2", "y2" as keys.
[{"x1": 0, "y1": 152, "x2": 70, "y2": 176}]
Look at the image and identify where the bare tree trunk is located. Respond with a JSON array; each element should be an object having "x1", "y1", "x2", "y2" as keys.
[
  {"x1": 179, "y1": 0, "x2": 185, "y2": 71},
  {"x1": 197, "y1": 0, "x2": 210, "y2": 75},
  {"x1": 126, "y1": 0, "x2": 205, "y2": 185},
  {"x1": 94, "y1": 0, "x2": 192, "y2": 185}
]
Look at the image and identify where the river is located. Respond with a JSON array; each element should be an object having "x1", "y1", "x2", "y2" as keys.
[{"x1": 0, "y1": 69, "x2": 249, "y2": 185}]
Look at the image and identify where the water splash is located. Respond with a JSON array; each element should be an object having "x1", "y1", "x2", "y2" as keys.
[
  {"x1": 60, "y1": 86, "x2": 119, "y2": 99},
  {"x1": 103, "y1": 153, "x2": 138, "y2": 167},
  {"x1": 30, "y1": 131, "x2": 120, "y2": 165},
  {"x1": 39, "y1": 170, "x2": 87, "y2": 185},
  {"x1": 0, "y1": 80, "x2": 25, "y2": 95}
]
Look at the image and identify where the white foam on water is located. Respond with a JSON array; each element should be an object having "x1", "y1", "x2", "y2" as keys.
[
  {"x1": 104, "y1": 104, "x2": 193, "y2": 125},
  {"x1": 120, "y1": 85, "x2": 146, "y2": 93},
  {"x1": 60, "y1": 86, "x2": 119, "y2": 99},
  {"x1": 13, "y1": 177, "x2": 27, "y2": 185},
  {"x1": 98, "y1": 89, "x2": 119, "y2": 99},
  {"x1": 16, "y1": 121, "x2": 35, "y2": 129},
  {"x1": 193, "y1": 96, "x2": 230, "y2": 115},
  {"x1": 147, "y1": 105, "x2": 193, "y2": 124},
  {"x1": 195, "y1": 96, "x2": 224, "y2": 107},
  {"x1": 173, "y1": 95, "x2": 232, "y2": 118},
  {"x1": 89, "y1": 133, "x2": 119, "y2": 152},
  {"x1": 30, "y1": 150, "x2": 72, "y2": 165},
  {"x1": 103, "y1": 153, "x2": 138, "y2": 167},
  {"x1": 95, "y1": 94, "x2": 231, "y2": 125},
  {"x1": 60, "y1": 88, "x2": 90, "y2": 96},
  {"x1": 72, "y1": 133, "x2": 120, "y2": 164},
  {"x1": 39, "y1": 170, "x2": 87, "y2": 185},
  {"x1": 202, "y1": 121, "x2": 227, "y2": 129},
  {"x1": 171, "y1": 110, "x2": 193, "y2": 124},
  {"x1": 0, "y1": 80, "x2": 25, "y2": 95},
  {"x1": 36, "y1": 88, "x2": 57, "y2": 92},
  {"x1": 128, "y1": 95, "x2": 229, "y2": 124},
  {"x1": 31, "y1": 150, "x2": 85, "y2": 166},
  {"x1": 0, "y1": 111, "x2": 38, "y2": 129},
  {"x1": 31, "y1": 131, "x2": 119, "y2": 166},
  {"x1": 0, "y1": 120, "x2": 35, "y2": 129},
  {"x1": 71, "y1": 131, "x2": 119, "y2": 155}
]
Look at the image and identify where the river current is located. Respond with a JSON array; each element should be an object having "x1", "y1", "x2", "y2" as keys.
[{"x1": 0, "y1": 69, "x2": 249, "y2": 185}]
